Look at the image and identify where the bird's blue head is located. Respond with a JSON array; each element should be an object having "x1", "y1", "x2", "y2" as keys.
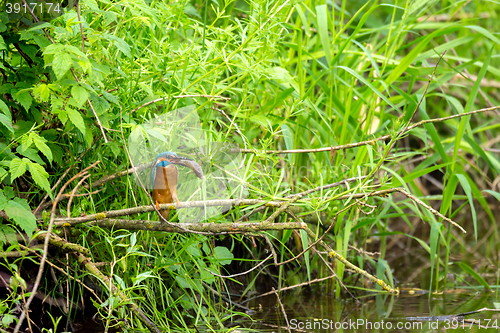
[
  {"x1": 154, "y1": 151, "x2": 180, "y2": 168},
  {"x1": 151, "y1": 151, "x2": 204, "y2": 187}
]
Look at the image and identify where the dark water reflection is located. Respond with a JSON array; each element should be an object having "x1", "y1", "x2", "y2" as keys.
[{"x1": 241, "y1": 290, "x2": 500, "y2": 332}]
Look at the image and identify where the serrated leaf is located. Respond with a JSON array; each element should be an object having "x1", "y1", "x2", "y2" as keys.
[
  {"x1": 0, "y1": 225, "x2": 17, "y2": 246},
  {"x1": 66, "y1": 108, "x2": 86, "y2": 136},
  {"x1": 14, "y1": 90, "x2": 32, "y2": 111},
  {"x1": 43, "y1": 43, "x2": 64, "y2": 55},
  {"x1": 32, "y1": 133, "x2": 52, "y2": 163},
  {"x1": 52, "y1": 52, "x2": 73, "y2": 79},
  {"x1": 26, "y1": 161, "x2": 51, "y2": 194},
  {"x1": 54, "y1": 108, "x2": 68, "y2": 124},
  {"x1": 20, "y1": 132, "x2": 34, "y2": 152},
  {"x1": 16, "y1": 146, "x2": 45, "y2": 165},
  {"x1": 2, "y1": 186, "x2": 15, "y2": 199},
  {"x1": 34, "y1": 84, "x2": 51, "y2": 102},
  {"x1": 102, "y1": 91, "x2": 120, "y2": 105},
  {"x1": 4, "y1": 199, "x2": 36, "y2": 236},
  {"x1": 71, "y1": 85, "x2": 89, "y2": 108},
  {"x1": 9, "y1": 158, "x2": 28, "y2": 181},
  {"x1": 33, "y1": 35, "x2": 51, "y2": 48}
]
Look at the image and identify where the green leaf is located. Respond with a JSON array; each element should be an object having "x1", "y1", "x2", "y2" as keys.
[
  {"x1": 43, "y1": 43, "x2": 64, "y2": 55},
  {"x1": 32, "y1": 133, "x2": 53, "y2": 163},
  {"x1": 213, "y1": 246, "x2": 233, "y2": 265},
  {"x1": 52, "y1": 52, "x2": 73, "y2": 79},
  {"x1": 0, "y1": 113, "x2": 14, "y2": 134},
  {"x1": 34, "y1": 84, "x2": 51, "y2": 102},
  {"x1": 0, "y1": 225, "x2": 17, "y2": 246},
  {"x1": 456, "y1": 262, "x2": 490, "y2": 290},
  {"x1": 17, "y1": 146, "x2": 45, "y2": 165},
  {"x1": 0, "y1": 167, "x2": 7, "y2": 181},
  {"x1": 26, "y1": 161, "x2": 52, "y2": 194},
  {"x1": 14, "y1": 90, "x2": 32, "y2": 111},
  {"x1": 316, "y1": 4, "x2": 331, "y2": 65},
  {"x1": 453, "y1": 46, "x2": 493, "y2": 171},
  {"x1": 71, "y1": 85, "x2": 89, "y2": 108},
  {"x1": 9, "y1": 158, "x2": 28, "y2": 181},
  {"x1": 4, "y1": 198, "x2": 36, "y2": 236},
  {"x1": 281, "y1": 123, "x2": 294, "y2": 165},
  {"x1": 484, "y1": 190, "x2": 500, "y2": 202},
  {"x1": 456, "y1": 174, "x2": 477, "y2": 240},
  {"x1": 66, "y1": 108, "x2": 86, "y2": 136},
  {"x1": 0, "y1": 35, "x2": 6, "y2": 51}
]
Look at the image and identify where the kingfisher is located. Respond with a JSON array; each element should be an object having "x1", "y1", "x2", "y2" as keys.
[{"x1": 152, "y1": 152, "x2": 204, "y2": 220}]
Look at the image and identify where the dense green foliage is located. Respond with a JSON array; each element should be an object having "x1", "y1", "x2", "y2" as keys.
[{"x1": 1, "y1": 0, "x2": 500, "y2": 331}]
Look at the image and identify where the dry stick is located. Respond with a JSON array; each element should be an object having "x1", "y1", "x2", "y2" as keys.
[
  {"x1": 284, "y1": 205, "x2": 390, "y2": 296},
  {"x1": 53, "y1": 198, "x2": 296, "y2": 225},
  {"x1": 235, "y1": 178, "x2": 363, "y2": 223},
  {"x1": 279, "y1": 199, "x2": 358, "y2": 267},
  {"x1": 53, "y1": 189, "x2": 399, "y2": 226},
  {"x1": 14, "y1": 161, "x2": 99, "y2": 333},
  {"x1": 304, "y1": 226, "x2": 397, "y2": 294},
  {"x1": 60, "y1": 105, "x2": 499, "y2": 200},
  {"x1": 215, "y1": 107, "x2": 249, "y2": 168},
  {"x1": 21, "y1": 0, "x2": 54, "y2": 42},
  {"x1": 272, "y1": 287, "x2": 291, "y2": 333},
  {"x1": 129, "y1": 95, "x2": 229, "y2": 114},
  {"x1": 34, "y1": 135, "x2": 101, "y2": 214},
  {"x1": 67, "y1": 174, "x2": 91, "y2": 218},
  {"x1": 263, "y1": 234, "x2": 279, "y2": 266},
  {"x1": 206, "y1": 254, "x2": 274, "y2": 279},
  {"x1": 202, "y1": 282, "x2": 252, "y2": 312},
  {"x1": 70, "y1": 68, "x2": 108, "y2": 143},
  {"x1": 395, "y1": 188, "x2": 466, "y2": 233},
  {"x1": 75, "y1": 253, "x2": 161, "y2": 333},
  {"x1": 91, "y1": 219, "x2": 307, "y2": 233},
  {"x1": 262, "y1": 194, "x2": 302, "y2": 224},
  {"x1": 286, "y1": 176, "x2": 367, "y2": 198},
  {"x1": 238, "y1": 106, "x2": 500, "y2": 155},
  {"x1": 84, "y1": 162, "x2": 153, "y2": 190},
  {"x1": 76, "y1": 0, "x2": 85, "y2": 53},
  {"x1": 242, "y1": 274, "x2": 337, "y2": 305},
  {"x1": 314, "y1": 247, "x2": 356, "y2": 300}
]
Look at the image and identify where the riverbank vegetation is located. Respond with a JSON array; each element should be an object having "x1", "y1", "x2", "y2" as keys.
[{"x1": 1, "y1": 0, "x2": 499, "y2": 331}]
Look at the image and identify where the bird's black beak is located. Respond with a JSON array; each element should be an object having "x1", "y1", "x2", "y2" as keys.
[{"x1": 167, "y1": 156, "x2": 204, "y2": 179}]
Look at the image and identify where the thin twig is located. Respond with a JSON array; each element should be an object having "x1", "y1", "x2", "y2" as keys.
[
  {"x1": 205, "y1": 254, "x2": 273, "y2": 279},
  {"x1": 129, "y1": 95, "x2": 229, "y2": 114},
  {"x1": 34, "y1": 135, "x2": 101, "y2": 214},
  {"x1": 272, "y1": 287, "x2": 291, "y2": 333},
  {"x1": 241, "y1": 274, "x2": 337, "y2": 304},
  {"x1": 14, "y1": 161, "x2": 100, "y2": 333},
  {"x1": 238, "y1": 105, "x2": 499, "y2": 154},
  {"x1": 76, "y1": 0, "x2": 85, "y2": 53},
  {"x1": 395, "y1": 187, "x2": 466, "y2": 233},
  {"x1": 67, "y1": 174, "x2": 91, "y2": 218}
]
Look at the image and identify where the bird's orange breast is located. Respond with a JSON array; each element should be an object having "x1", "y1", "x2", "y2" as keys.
[{"x1": 152, "y1": 164, "x2": 179, "y2": 219}]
